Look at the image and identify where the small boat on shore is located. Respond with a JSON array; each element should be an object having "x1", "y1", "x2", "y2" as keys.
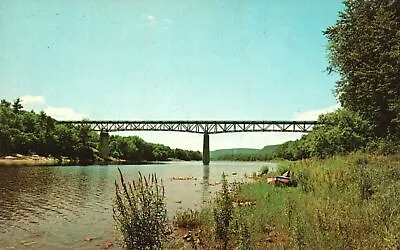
[
  {"x1": 267, "y1": 176, "x2": 291, "y2": 184},
  {"x1": 267, "y1": 171, "x2": 291, "y2": 185}
]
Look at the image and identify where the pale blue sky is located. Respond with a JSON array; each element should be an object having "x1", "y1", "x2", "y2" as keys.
[{"x1": 0, "y1": 0, "x2": 343, "y2": 150}]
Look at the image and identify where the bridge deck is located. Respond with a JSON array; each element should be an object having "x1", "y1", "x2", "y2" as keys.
[{"x1": 59, "y1": 120, "x2": 318, "y2": 134}]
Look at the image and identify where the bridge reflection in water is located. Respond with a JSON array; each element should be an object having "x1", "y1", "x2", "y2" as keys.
[
  {"x1": 59, "y1": 120, "x2": 318, "y2": 165},
  {"x1": 202, "y1": 164, "x2": 210, "y2": 202}
]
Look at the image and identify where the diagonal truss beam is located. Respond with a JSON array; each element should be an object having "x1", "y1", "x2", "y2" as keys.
[{"x1": 58, "y1": 120, "x2": 319, "y2": 134}]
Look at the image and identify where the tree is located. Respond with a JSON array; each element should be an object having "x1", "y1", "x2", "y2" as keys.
[
  {"x1": 1, "y1": 99, "x2": 11, "y2": 108},
  {"x1": 54, "y1": 124, "x2": 79, "y2": 158},
  {"x1": 75, "y1": 125, "x2": 96, "y2": 162},
  {"x1": 306, "y1": 109, "x2": 372, "y2": 157},
  {"x1": 324, "y1": 0, "x2": 400, "y2": 138},
  {"x1": 274, "y1": 109, "x2": 372, "y2": 160},
  {"x1": 152, "y1": 144, "x2": 172, "y2": 161},
  {"x1": 173, "y1": 148, "x2": 189, "y2": 161},
  {"x1": 12, "y1": 98, "x2": 23, "y2": 112}
]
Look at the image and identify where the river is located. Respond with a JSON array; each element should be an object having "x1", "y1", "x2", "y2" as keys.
[{"x1": 0, "y1": 161, "x2": 274, "y2": 249}]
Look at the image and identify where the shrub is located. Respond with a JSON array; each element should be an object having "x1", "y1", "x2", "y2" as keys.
[
  {"x1": 260, "y1": 165, "x2": 269, "y2": 176},
  {"x1": 294, "y1": 168, "x2": 313, "y2": 193},
  {"x1": 213, "y1": 173, "x2": 233, "y2": 250},
  {"x1": 113, "y1": 168, "x2": 168, "y2": 250},
  {"x1": 366, "y1": 138, "x2": 400, "y2": 155},
  {"x1": 173, "y1": 209, "x2": 202, "y2": 230},
  {"x1": 233, "y1": 215, "x2": 252, "y2": 250}
]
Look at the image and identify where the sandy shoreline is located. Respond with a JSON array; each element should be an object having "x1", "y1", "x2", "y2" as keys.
[
  {"x1": 0, "y1": 155, "x2": 175, "y2": 166},
  {"x1": 0, "y1": 154, "x2": 62, "y2": 166}
]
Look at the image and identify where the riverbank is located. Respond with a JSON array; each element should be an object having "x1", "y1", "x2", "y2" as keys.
[
  {"x1": 170, "y1": 152, "x2": 400, "y2": 249},
  {"x1": 0, "y1": 154, "x2": 191, "y2": 167},
  {"x1": 0, "y1": 154, "x2": 63, "y2": 166},
  {"x1": 0, "y1": 154, "x2": 109, "y2": 166}
]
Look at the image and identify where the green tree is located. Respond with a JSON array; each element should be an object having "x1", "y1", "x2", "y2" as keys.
[
  {"x1": 324, "y1": 0, "x2": 400, "y2": 138},
  {"x1": 1, "y1": 99, "x2": 11, "y2": 108},
  {"x1": 152, "y1": 144, "x2": 172, "y2": 161},
  {"x1": 187, "y1": 150, "x2": 202, "y2": 161},
  {"x1": 117, "y1": 137, "x2": 139, "y2": 161},
  {"x1": 306, "y1": 109, "x2": 372, "y2": 158},
  {"x1": 12, "y1": 98, "x2": 23, "y2": 113},
  {"x1": 109, "y1": 137, "x2": 122, "y2": 159},
  {"x1": 54, "y1": 124, "x2": 80, "y2": 158},
  {"x1": 173, "y1": 148, "x2": 189, "y2": 161},
  {"x1": 274, "y1": 109, "x2": 371, "y2": 160},
  {"x1": 74, "y1": 125, "x2": 96, "y2": 162}
]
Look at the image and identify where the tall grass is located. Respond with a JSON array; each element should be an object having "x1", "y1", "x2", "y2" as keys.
[
  {"x1": 233, "y1": 153, "x2": 400, "y2": 249},
  {"x1": 113, "y1": 168, "x2": 168, "y2": 250},
  {"x1": 113, "y1": 153, "x2": 399, "y2": 249},
  {"x1": 173, "y1": 209, "x2": 202, "y2": 230},
  {"x1": 233, "y1": 213, "x2": 252, "y2": 250}
]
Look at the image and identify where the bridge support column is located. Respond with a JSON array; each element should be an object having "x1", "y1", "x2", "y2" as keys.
[
  {"x1": 203, "y1": 133, "x2": 210, "y2": 165},
  {"x1": 99, "y1": 131, "x2": 110, "y2": 160}
]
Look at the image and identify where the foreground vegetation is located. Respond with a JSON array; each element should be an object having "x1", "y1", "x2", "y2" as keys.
[
  {"x1": 232, "y1": 153, "x2": 399, "y2": 249},
  {"x1": 113, "y1": 153, "x2": 399, "y2": 249},
  {"x1": 114, "y1": 169, "x2": 168, "y2": 249},
  {"x1": 168, "y1": 153, "x2": 399, "y2": 249}
]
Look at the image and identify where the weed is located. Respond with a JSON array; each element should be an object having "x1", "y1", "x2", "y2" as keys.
[
  {"x1": 233, "y1": 214, "x2": 252, "y2": 250},
  {"x1": 113, "y1": 168, "x2": 168, "y2": 250},
  {"x1": 284, "y1": 196, "x2": 295, "y2": 229},
  {"x1": 213, "y1": 173, "x2": 233, "y2": 250},
  {"x1": 173, "y1": 209, "x2": 202, "y2": 230},
  {"x1": 291, "y1": 215, "x2": 306, "y2": 250}
]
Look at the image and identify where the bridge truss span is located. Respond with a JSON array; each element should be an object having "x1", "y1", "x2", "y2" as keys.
[{"x1": 58, "y1": 120, "x2": 319, "y2": 134}]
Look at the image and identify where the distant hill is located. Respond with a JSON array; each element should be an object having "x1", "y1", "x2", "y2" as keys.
[
  {"x1": 210, "y1": 145, "x2": 279, "y2": 161},
  {"x1": 210, "y1": 148, "x2": 259, "y2": 159},
  {"x1": 260, "y1": 145, "x2": 279, "y2": 154}
]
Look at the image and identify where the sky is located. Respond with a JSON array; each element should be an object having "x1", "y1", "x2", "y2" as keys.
[{"x1": 0, "y1": 0, "x2": 343, "y2": 151}]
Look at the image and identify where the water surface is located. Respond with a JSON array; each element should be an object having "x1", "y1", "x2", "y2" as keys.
[{"x1": 0, "y1": 161, "x2": 274, "y2": 249}]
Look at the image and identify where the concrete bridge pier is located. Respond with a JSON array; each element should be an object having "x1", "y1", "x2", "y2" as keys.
[
  {"x1": 203, "y1": 133, "x2": 210, "y2": 165},
  {"x1": 99, "y1": 131, "x2": 110, "y2": 160}
]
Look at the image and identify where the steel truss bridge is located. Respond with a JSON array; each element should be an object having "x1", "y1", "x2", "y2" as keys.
[
  {"x1": 58, "y1": 120, "x2": 318, "y2": 134},
  {"x1": 59, "y1": 120, "x2": 319, "y2": 165}
]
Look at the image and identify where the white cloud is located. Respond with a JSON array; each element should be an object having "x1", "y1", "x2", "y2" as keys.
[
  {"x1": 147, "y1": 15, "x2": 156, "y2": 21},
  {"x1": 20, "y1": 95, "x2": 45, "y2": 106},
  {"x1": 292, "y1": 103, "x2": 341, "y2": 121},
  {"x1": 44, "y1": 106, "x2": 84, "y2": 120}
]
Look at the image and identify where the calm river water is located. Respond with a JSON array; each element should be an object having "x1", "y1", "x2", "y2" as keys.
[{"x1": 0, "y1": 161, "x2": 274, "y2": 249}]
